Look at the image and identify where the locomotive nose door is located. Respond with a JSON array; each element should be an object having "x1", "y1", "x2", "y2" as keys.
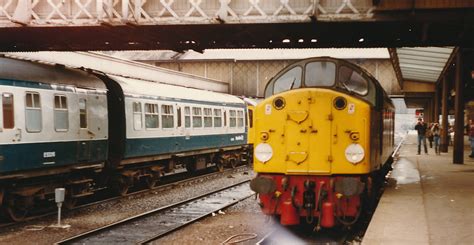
[
  {"x1": 307, "y1": 90, "x2": 332, "y2": 174},
  {"x1": 284, "y1": 90, "x2": 332, "y2": 174}
]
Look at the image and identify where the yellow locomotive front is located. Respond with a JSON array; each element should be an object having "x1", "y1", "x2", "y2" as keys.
[{"x1": 250, "y1": 58, "x2": 390, "y2": 228}]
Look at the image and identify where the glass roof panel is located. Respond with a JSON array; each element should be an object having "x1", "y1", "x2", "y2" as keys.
[{"x1": 397, "y1": 47, "x2": 454, "y2": 83}]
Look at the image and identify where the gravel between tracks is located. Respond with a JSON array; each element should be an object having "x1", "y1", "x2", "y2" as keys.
[{"x1": 0, "y1": 168, "x2": 270, "y2": 245}]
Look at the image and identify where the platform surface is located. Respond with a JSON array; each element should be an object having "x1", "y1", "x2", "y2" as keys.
[{"x1": 363, "y1": 133, "x2": 474, "y2": 245}]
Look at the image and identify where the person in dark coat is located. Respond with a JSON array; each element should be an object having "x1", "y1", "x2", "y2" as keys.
[{"x1": 415, "y1": 118, "x2": 428, "y2": 155}]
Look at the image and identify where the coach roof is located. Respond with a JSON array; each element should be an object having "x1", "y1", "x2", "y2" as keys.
[{"x1": 109, "y1": 75, "x2": 244, "y2": 105}]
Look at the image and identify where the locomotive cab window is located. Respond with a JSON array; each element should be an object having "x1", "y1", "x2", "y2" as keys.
[
  {"x1": 338, "y1": 66, "x2": 369, "y2": 96},
  {"x1": 133, "y1": 102, "x2": 143, "y2": 130},
  {"x1": 145, "y1": 103, "x2": 159, "y2": 129},
  {"x1": 267, "y1": 66, "x2": 302, "y2": 97},
  {"x1": 2, "y1": 93, "x2": 14, "y2": 129},
  {"x1": 305, "y1": 61, "x2": 336, "y2": 87},
  {"x1": 54, "y1": 95, "x2": 68, "y2": 131},
  {"x1": 161, "y1": 104, "x2": 174, "y2": 129},
  {"x1": 25, "y1": 92, "x2": 42, "y2": 132},
  {"x1": 79, "y1": 98, "x2": 88, "y2": 129}
]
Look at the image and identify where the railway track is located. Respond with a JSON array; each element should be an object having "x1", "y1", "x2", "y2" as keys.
[
  {"x1": 0, "y1": 166, "x2": 249, "y2": 229},
  {"x1": 55, "y1": 180, "x2": 253, "y2": 244}
]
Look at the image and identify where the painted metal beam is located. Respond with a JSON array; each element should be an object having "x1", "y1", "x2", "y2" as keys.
[{"x1": 0, "y1": 0, "x2": 378, "y2": 27}]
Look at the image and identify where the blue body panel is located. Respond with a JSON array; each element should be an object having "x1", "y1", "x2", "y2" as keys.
[
  {"x1": 125, "y1": 133, "x2": 247, "y2": 158},
  {"x1": 0, "y1": 140, "x2": 108, "y2": 174}
]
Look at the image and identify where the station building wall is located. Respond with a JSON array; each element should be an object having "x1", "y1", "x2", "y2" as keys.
[{"x1": 148, "y1": 59, "x2": 400, "y2": 97}]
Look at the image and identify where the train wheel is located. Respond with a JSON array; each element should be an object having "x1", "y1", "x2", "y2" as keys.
[
  {"x1": 4, "y1": 196, "x2": 30, "y2": 222},
  {"x1": 186, "y1": 162, "x2": 196, "y2": 173},
  {"x1": 215, "y1": 157, "x2": 224, "y2": 172},
  {"x1": 144, "y1": 175, "x2": 158, "y2": 189},
  {"x1": 216, "y1": 162, "x2": 224, "y2": 172},
  {"x1": 113, "y1": 177, "x2": 130, "y2": 196},
  {"x1": 229, "y1": 158, "x2": 237, "y2": 169},
  {"x1": 64, "y1": 197, "x2": 78, "y2": 210}
]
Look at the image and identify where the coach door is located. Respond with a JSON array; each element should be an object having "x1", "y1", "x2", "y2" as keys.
[{"x1": 77, "y1": 95, "x2": 91, "y2": 162}]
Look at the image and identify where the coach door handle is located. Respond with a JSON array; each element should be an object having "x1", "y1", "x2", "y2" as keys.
[{"x1": 15, "y1": 128, "x2": 22, "y2": 142}]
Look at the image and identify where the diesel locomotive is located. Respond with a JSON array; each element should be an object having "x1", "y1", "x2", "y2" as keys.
[
  {"x1": 0, "y1": 56, "x2": 249, "y2": 222},
  {"x1": 250, "y1": 57, "x2": 394, "y2": 229}
]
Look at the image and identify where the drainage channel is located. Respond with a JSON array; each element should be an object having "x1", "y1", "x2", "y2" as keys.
[{"x1": 56, "y1": 180, "x2": 253, "y2": 244}]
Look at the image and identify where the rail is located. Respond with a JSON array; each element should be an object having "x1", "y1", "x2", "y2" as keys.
[
  {"x1": 55, "y1": 179, "x2": 253, "y2": 244},
  {"x1": 0, "y1": 165, "x2": 249, "y2": 229}
]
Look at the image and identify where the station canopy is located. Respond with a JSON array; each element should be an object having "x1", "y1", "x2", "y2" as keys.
[{"x1": 396, "y1": 47, "x2": 454, "y2": 83}]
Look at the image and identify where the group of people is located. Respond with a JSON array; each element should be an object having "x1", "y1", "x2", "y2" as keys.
[
  {"x1": 415, "y1": 118, "x2": 474, "y2": 157},
  {"x1": 415, "y1": 118, "x2": 441, "y2": 155}
]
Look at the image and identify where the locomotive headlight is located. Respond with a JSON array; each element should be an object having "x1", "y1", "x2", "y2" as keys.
[
  {"x1": 255, "y1": 143, "x2": 273, "y2": 163},
  {"x1": 344, "y1": 143, "x2": 365, "y2": 164}
]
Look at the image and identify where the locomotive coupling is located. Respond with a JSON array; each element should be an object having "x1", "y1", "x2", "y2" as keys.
[{"x1": 303, "y1": 180, "x2": 316, "y2": 211}]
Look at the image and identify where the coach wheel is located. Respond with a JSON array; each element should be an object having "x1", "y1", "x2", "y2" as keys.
[
  {"x1": 229, "y1": 158, "x2": 237, "y2": 169},
  {"x1": 216, "y1": 161, "x2": 224, "y2": 172},
  {"x1": 4, "y1": 196, "x2": 30, "y2": 222},
  {"x1": 64, "y1": 197, "x2": 78, "y2": 210},
  {"x1": 114, "y1": 177, "x2": 130, "y2": 196},
  {"x1": 145, "y1": 174, "x2": 159, "y2": 189},
  {"x1": 186, "y1": 162, "x2": 196, "y2": 173}
]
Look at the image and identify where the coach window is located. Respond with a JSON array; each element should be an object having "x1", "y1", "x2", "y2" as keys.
[
  {"x1": 204, "y1": 108, "x2": 212, "y2": 128},
  {"x1": 305, "y1": 61, "x2": 336, "y2": 87},
  {"x1": 25, "y1": 92, "x2": 42, "y2": 132},
  {"x1": 192, "y1": 107, "x2": 203, "y2": 128},
  {"x1": 2, "y1": 93, "x2": 14, "y2": 129},
  {"x1": 145, "y1": 103, "x2": 159, "y2": 129},
  {"x1": 213, "y1": 109, "x2": 222, "y2": 127},
  {"x1": 237, "y1": 110, "x2": 244, "y2": 128},
  {"x1": 338, "y1": 66, "x2": 368, "y2": 95},
  {"x1": 184, "y1": 106, "x2": 191, "y2": 128},
  {"x1": 133, "y1": 102, "x2": 142, "y2": 130},
  {"x1": 54, "y1": 95, "x2": 68, "y2": 131},
  {"x1": 273, "y1": 66, "x2": 302, "y2": 95},
  {"x1": 79, "y1": 99, "x2": 88, "y2": 129},
  {"x1": 161, "y1": 104, "x2": 174, "y2": 128},
  {"x1": 229, "y1": 110, "x2": 237, "y2": 127}
]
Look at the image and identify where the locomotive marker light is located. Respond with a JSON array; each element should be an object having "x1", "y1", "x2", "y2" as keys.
[
  {"x1": 50, "y1": 188, "x2": 70, "y2": 229},
  {"x1": 344, "y1": 143, "x2": 365, "y2": 164},
  {"x1": 255, "y1": 143, "x2": 273, "y2": 163}
]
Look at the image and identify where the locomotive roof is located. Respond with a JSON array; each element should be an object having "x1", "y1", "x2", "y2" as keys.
[
  {"x1": 0, "y1": 56, "x2": 106, "y2": 90},
  {"x1": 109, "y1": 75, "x2": 245, "y2": 105}
]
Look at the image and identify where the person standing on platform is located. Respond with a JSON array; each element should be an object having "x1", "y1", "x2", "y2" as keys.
[
  {"x1": 431, "y1": 123, "x2": 441, "y2": 155},
  {"x1": 469, "y1": 120, "x2": 474, "y2": 158},
  {"x1": 427, "y1": 123, "x2": 434, "y2": 148},
  {"x1": 415, "y1": 118, "x2": 428, "y2": 155}
]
